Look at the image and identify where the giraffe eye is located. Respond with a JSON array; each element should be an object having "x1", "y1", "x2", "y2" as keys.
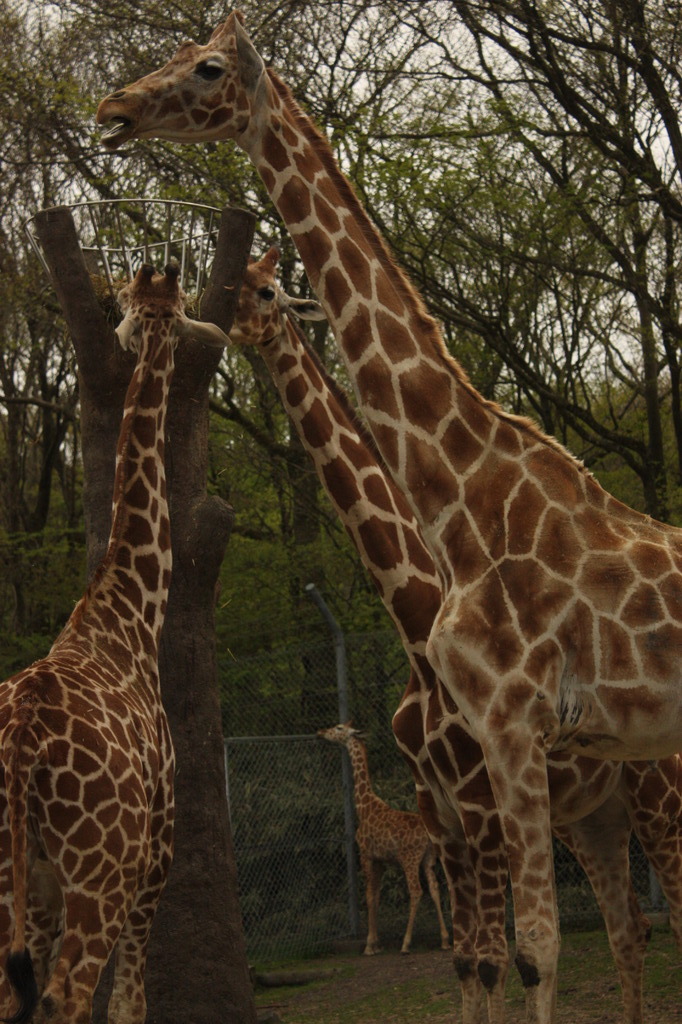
[
  {"x1": 257, "y1": 287, "x2": 276, "y2": 302},
  {"x1": 195, "y1": 60, "x2": 224, "y2": 80}
]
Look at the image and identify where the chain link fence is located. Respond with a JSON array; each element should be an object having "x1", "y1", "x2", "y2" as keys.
[{"x1": 221, "y1": 611, "x2": 665, "y2": 962}]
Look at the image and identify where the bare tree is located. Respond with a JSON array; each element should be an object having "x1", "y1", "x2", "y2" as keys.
[
  {"x1": 32, "y1": 205, "x2": 257, "y2": 1024},
  {"x1": 382, "y1": 0, "x2": 682, "y2": 519}
]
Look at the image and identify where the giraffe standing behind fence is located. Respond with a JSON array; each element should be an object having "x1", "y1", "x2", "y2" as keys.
[
  {"x1": 0, "y1": 263, "x2": 228, "y2": 1023},
  {"x1": 318, "y1": 723, "x2": 449, "y2": 955}
]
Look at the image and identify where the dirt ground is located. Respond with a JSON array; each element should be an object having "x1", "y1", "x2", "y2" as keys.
[{"x1": 254, "y1": 926, "x2": 681, "y2": 1024}]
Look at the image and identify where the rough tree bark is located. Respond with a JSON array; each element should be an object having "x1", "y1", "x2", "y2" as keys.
[{"x1": 33, "y1": 204, "x2": 257, "y2": 1024}]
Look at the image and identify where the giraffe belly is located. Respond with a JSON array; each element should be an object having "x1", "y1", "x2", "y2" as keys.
[
  {"x1": 547, "y1": 752, "x2": 622, "y2": 827},
  {"x1": 556, "y1": 679, "x2": 682, "y2": 761}
]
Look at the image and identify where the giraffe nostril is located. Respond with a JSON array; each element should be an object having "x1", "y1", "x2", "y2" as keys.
[{"x1": 111, "y1": 90, "x2": 126, "y2": 99}]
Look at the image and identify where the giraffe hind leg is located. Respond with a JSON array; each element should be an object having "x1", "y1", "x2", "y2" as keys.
[
  {"x1": 422, "y1": 847, "x2": 449, "y2": 950},
  {"x1": 107, "y1": 914, "x2": 150, "y2": 1024},
  {"x1": 363, "y1": 858, "x2": 383, "y2": 955},
  {"x1": 107, "y1": 816, "x2": 173, "y2": 1024},
  {"x1": 36, "y1": 890, "x2": 131, "y2": 1024},
  {"x1": 400, "y1": 859, "x2": 423, "y2": 955},
  {"x1": 25, "y1": 856, "x2": 63, "y2": 996}
]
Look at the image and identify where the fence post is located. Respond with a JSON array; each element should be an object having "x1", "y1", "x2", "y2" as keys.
[
  {"x1": 305, "y1": 584, "x2": 360, "y2": 938},
  {"x1": 649, "y1": 863, "x2": 666, "y2": 911}
]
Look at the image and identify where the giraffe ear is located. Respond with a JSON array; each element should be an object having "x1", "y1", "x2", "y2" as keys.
[
  {"x1": 115, "y1": 311, "x2": 141, "y2": 352},
  {"x1": 234, "y1": 15, "x2": 265, "y2": 92},
  {"x1": 285, "y1": 296, "x2": 326, "y2": 322},
  {"x1": 177, "y1": 317, "x2": 230, "y2": 348},
  {"x1": 263, "y1": 246, "x2": 280, "y2": 269}
]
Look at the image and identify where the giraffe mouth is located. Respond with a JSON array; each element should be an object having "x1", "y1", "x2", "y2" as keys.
[{"x1": 100, "y1": 117, "x2": 134, "y2": 149}]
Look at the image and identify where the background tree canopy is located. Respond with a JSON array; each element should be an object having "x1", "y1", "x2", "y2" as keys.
[{"x1": 2, "y1": 0, "x2": 682, "y2": 678}]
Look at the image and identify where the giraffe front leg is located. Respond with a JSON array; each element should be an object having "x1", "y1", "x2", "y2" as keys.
[
  {"x1": 107, "y1": 774, "x2": 173, "y2": 1024},
  {"x1": 637, "y1": 826, "x2": 682, "y2": 955},
  {"x1": 439, "y1": 839, "x2": 486, "y2": 1024},
  {"x1": 453, "y1": 784, "x2": 511, "y2": 1023},
  {"x1": 473, "y1": 844, "x2": 510, "y2": 1024},
  {"x1": 0, "y1": 889, "x2": 16, "y2": 1018},
  {"x1": 399, "y1": 860, "x2": 423, "y2": 954},
  {"x1": 479, "y1": 733, "x2": 559, "y2": 1024}
]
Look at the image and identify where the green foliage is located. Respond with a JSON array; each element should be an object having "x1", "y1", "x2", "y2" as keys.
[
  {"x1": 4, "y1": 0, "x2": 682, "y2": 687},
  {"x1": 0, "y1": 527, "x2": 86, "y2": 678}
]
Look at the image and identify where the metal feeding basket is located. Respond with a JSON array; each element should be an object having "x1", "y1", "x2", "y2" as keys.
[{"x1": 24, "y1": 198, "x2": 223, "y2": 306}]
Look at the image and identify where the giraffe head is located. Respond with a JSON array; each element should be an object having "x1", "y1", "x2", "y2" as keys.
[
  {"x1": 97, "y1": 11, "x2": 265, "y2": 150},
  {"x1": 229, "y1": 246, "x2": 325, "y2": 347},
  {"x1": 115, "y1": 262, "x2": 230, "y2": 351},
  {"x1": 318, "y1": 722, "x2": 363, "y2": 747}
]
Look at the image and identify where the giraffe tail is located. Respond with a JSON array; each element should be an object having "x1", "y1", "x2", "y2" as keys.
[
  {"x1": 0, "y1": 721, "x2": 40, "y2": 1024},
  {"x1": 1, "y1": 953, "x2": 37, "y2": 1024}
]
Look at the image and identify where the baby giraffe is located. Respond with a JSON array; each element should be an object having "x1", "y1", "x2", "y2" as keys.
[
  {"x1": 0, "y1": 264, "x2": 228, "y2": 1024},
  {"x1": 319, "y1": 723, "x2": 449, "y2": 956}
]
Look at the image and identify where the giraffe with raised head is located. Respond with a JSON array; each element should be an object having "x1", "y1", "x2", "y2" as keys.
[
  {"x1": 97, "y1": 16, "x2": 682, "y2": 1020},
  {"x1": 318, "y1": 722, "x2": 449, "y2": 956},
  {"x1": 228, "y1": 247, "x2": 682, "y2": 1023},
  {"x1": 0, "y1": 263, "x2": 228, "y2": 1024}
]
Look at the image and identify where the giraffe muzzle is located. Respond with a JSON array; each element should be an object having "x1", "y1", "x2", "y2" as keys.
[{"x1": 99, "y1": 116, "x2": 133, "y2": 148}]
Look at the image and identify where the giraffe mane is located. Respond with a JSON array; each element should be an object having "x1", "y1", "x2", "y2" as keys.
[
  {"x1": 267, "y1": 71, "x2": 437, "y2": 331},
  {"x1": 267, "y1": 71, "x2": 593, "y2": 483},
  {"x1": 68, "y1": 352, "x2": 150, "y2": 630}
]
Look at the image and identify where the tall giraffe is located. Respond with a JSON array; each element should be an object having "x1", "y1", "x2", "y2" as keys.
[
  {"x1": 0, "y1": 263, "x2": 228, "y2": 1024},
  {"x1": 227, "y1": 247, "x2": 682, "y2": 1024},
  {"x1": 318, "y1": 723, "x2": 449, "y2": 956},
  {"x1": 97, "y1": 15, "x2": 682, "y2": 1020}
]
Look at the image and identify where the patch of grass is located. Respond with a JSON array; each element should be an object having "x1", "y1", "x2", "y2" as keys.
[
  {"x1": 354, "y1": 978, "x2": 453, "y2": 1023},
  {"x1": 253, "y1": 925, "x2": 681, "y2": 1024}
]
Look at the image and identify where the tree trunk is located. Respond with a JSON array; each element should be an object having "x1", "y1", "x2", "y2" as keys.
[{"x1": 32, "y1": 204, "x2": 257, "y2": 1024}]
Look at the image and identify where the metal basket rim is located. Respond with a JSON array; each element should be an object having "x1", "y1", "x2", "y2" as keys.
[{"x1": 24, "y1": 197, "x2": 224, "y2": 301}]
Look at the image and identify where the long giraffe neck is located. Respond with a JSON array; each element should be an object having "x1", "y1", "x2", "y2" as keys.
[
  {"x1": 237, "y1": 61, "x2": 628, "y2": 599},
  {"x1": 93, "y1": 315, "x2": 173, "y2": 644},
  {"x1": 58, "y1": 305, "x2": 174, "y2": 659},
  {"x1": 258, "y1": 313, "x2": 442, "y2": 660},
  {"x1": 233, "y1": 252, "x2": 450, "y2": 788},
  {"x1": 238, "y1": 71, "x2": 520, "y2": 567},
  {"x1": 345, "y1": 735, "x2": 378, "y2": 817}
]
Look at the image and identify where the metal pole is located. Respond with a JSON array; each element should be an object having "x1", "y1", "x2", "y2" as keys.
[
  {"x1": 649, "y1": 862, "x2": 665, "y2": 911},
  {"x1": 305, "y1": 583, "x2": 360, "y2": 937}
]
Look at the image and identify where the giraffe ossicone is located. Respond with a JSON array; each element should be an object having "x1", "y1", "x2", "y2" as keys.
[
  {"x1": 98, "y1": 17, "x2": 682, "y2": 1023},
  {"x1": 0, "y1": 263, "x2": 228, "y2": 1024}
]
